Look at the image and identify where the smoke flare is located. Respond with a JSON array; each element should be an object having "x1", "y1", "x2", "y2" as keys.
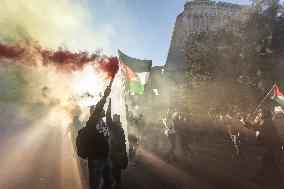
[
  {"x1": 99, "y1": 56, "x2": 119, "y2": 79},
  {"x1": 0, "y1": 43, "x2": 26, "y2": 59},
  {"x1": 0, "y1": 41, "x2": 119, "y2": 77}
]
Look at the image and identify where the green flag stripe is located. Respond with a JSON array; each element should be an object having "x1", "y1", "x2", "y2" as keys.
[
  {"x1": 118, "y1": 49, "x2": 152, "y2": 73},
  {"x1": 272, "y1": 96, "x2": 284, "y2": 106},
  {"x1": 130, "y1": 80, "x2": 144, "y2": 95}
]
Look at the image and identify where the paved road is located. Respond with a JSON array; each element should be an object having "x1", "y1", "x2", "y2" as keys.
[
  {"x1": 0, "y1": 126, "x2": 83, "y2": 189},
  {"x1": 0, "y1": 126, "x2": 283, "y2": 189},
  {"x1": 121, "y1": 143, "x2": 283, "y2": 189}
]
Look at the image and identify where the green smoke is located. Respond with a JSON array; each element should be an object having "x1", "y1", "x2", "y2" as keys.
[
  {"x1": 0, "y1": 63, "x2": 51, "y2": 121},
  {"x1": 0, "y1": 65, "x2": 28, "y2": 104}
]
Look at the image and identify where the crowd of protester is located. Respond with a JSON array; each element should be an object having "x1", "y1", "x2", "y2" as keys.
[{"x1": 69, "y1": 84, "x2": 283, "y2": 189}]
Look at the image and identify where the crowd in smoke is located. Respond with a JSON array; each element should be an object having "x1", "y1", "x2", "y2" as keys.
[{"x1": 1, "y1": 0, "x2": 284, "y2": 188}]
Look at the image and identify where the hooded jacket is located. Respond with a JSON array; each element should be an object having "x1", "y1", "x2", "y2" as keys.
[{"x1": 86, "y1": 97, "x2": 110, "y2": 160}]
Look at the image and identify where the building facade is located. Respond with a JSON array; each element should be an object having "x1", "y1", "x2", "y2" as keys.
[
  {"x1": 164, "y1": 0, "x2": 243, "y2": 71},
  {"x1": 144, "y1": 0, "x2": 244, "y2": 111}
]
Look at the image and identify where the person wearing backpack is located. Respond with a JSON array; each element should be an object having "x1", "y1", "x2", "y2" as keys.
[
  {"x1": 77, "y1": 86, "x2": 112, "y2": 189},
  {"x1": 106, "y1": 99, "x2": 128, "y2": 189}
]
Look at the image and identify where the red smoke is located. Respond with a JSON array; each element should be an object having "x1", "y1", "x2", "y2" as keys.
[
  {"x1": 99, "y1": 56, "x2": 119, "y2": 79},
  {"x1": 0, "y1": 43, "x2": 25, "y2": 59},
  {"x1": 0, "y1": 41, "x2": 119, "y2": 78},
  {"x1": 41, "y1": 49, "x2": 98, "y2": 72}
]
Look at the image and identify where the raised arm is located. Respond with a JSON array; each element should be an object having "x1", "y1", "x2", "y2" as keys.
[
  {"x1": 106, "y1": 98, "x2": 113, "y2": 127},
  {"x1": 86, "y1": 86, "x2": 111, "y2": 129}
]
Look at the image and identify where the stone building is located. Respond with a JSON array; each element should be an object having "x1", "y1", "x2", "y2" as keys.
[
  {"x1": 143, "y1": 0, "x2": 244, "y2": 111},
  {"x1": 164, "y1": 0, "x2": 243, "y2": 72}
]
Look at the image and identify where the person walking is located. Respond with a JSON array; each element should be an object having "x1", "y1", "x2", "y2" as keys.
[
  {"x1": 240, "y1": 108, "x2": 283, "y2": 184},
  {"x1": 163, "y1": 112, "x2": 177, "y2": 163},
  {"x1": 175, "y1": 113, "x2": 193, "y2": 157},
  {"x1": 106, "y1": 99, "x2": 128, "y2": 189}
]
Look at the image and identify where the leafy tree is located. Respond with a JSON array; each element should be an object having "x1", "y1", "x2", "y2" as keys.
[{"x1": 180, "y1": 0, "x2": 284, "y2": 115}]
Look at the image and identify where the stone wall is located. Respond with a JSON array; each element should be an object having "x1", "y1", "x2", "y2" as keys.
[{"x1": 165, "y1": 0, "x2": 243, "y2": 71}]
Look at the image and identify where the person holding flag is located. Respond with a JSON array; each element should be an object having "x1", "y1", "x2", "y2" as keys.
[
  {"x1": 118, "y1": 50, "x2": 151, "y2": 163},
  {"x1": 240, "y1": 108, "x2": 282, "y2": 184},
  {"x1": 252, "y1": 84, "x2": 284, "y2": 115},
  {"x1": 239, "y1": 84, "x2": 284, "y2": 184}
]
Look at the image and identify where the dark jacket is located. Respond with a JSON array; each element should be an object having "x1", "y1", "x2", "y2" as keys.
[
  {"x1": 86, "y1": 97, "x2": 110, "y2": 160},
  {"x1": 244, "y1": 118, "x2": 282, "y2": 150},
  {"x1": 109, "y1": 122, "x2": 126, "y2": 152},
  {"x1": 106, "y1": 104, "x2": 127, "y2": 169},
  {"x1": 106, "y1": 105, "x2": 126, "y2": 153}
]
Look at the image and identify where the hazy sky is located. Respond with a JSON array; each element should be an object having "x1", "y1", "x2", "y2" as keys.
[{"x1": 86, "y1": 0, "x2": 251, "y2": 66}]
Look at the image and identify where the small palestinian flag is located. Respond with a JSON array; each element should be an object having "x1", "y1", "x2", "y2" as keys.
[
  {"x1": 270, "y1": 84, "x2": 284, "y2": 106},
  {"x1": 118, "y1": 50, "x2": 152, "y2": 95},
  {"x1": 275, "y1": 106, "x2": 284, "y2": 114}
]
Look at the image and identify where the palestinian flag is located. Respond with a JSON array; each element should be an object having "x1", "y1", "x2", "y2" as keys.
[
  {"x1": 270, "y1": 84, "x2": 284, "y2": 106},
  {"x1": 275, "y1": 106, "x2": 284, "y2": 114},
  {"x1": 118, "y1": 50, "x2": 152, "y2": 95}
]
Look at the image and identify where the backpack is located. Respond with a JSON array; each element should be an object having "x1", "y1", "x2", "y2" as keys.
[{"x1": 76, "y1": 126, "x2": 90, "y2": 159}]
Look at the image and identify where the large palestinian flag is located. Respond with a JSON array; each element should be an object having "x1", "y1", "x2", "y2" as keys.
[
  {"x1": 118, "y1": 50, "x2": 152, "y2": 95},
  {"x1": 270, "y1": 84, "x2": 284, "y2": 106}
]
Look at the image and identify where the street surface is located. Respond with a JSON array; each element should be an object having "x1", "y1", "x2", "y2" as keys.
[{"x1": 0, "y1": 115, "x2": 283, "y2": 189}]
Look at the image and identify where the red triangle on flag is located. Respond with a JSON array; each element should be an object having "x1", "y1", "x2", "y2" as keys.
[{"x1": 272, "y1": 84, "x2": 283, "y2": 97}]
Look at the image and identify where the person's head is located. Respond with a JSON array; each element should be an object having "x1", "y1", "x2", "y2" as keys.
[
  {"x1": 113, "y1": 114, "x2": 121, "y2": 123},
  {"x1": 257, "y1": 109, "x2": 263, "y2": 117},
  {"x1": 258, "y1": 109, "x2": 274, "y2": 120}
]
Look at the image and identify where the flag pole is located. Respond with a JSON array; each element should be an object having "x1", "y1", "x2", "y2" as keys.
[{"x1": 252, "y1": 83, "x2": 276, "y2": 115}]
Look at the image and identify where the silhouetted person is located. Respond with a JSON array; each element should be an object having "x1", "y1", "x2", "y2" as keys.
[
  {"x1": 128, "y1": 133, "x2": 139, "y2": 162},
  {"x1": 240, "y1": 109, "x2": 282, "y2": 184},
  {"x1": 127, "y1": 113, "x2": 139, "y2": 162},
  {"x1": 163, "y1": 112, "x2": 177, "y2": 163},
  {"x1": 106, "y1": 99, "x2": 128, "y2": 189},
  {"x1": 175, "y1": 113, "x2": 193, "y2": 157},
  {"x1": 85, "y1": 86, "x2": 112, "y2": 189}
]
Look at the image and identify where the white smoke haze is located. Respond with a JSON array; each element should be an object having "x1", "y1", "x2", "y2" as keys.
[
  {"x1": 0, "y1": 1, "x2": 125, "y2": 188},
  {"x1": 0, "y1": 0, "x2": 113, "y2": 52},
  {"x1": 0, "y1": 0, "x2": 122, "y2": 131}
]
